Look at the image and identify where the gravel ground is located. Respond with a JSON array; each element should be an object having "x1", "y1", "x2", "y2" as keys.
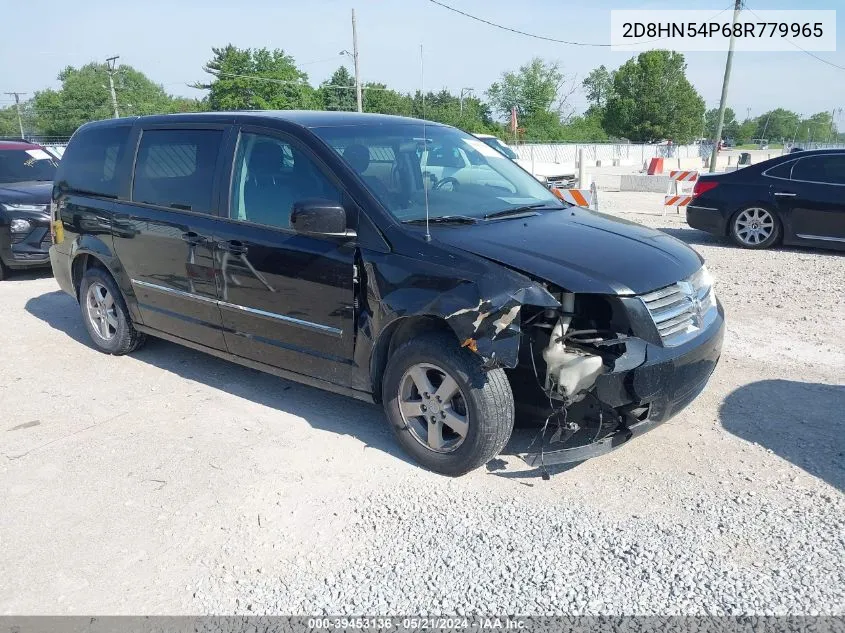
[{"x1": 0, "y1": 191, "x2": 843, "y2": 615}]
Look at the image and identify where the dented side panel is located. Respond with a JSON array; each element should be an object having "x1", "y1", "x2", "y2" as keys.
[{"x1": 352, "y1": 249, "x2": 560, "y2": 390}]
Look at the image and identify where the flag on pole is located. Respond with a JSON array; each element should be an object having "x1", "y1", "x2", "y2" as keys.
[{"x1": 510, "y1": 106, "x2": 518, "y2": 134}]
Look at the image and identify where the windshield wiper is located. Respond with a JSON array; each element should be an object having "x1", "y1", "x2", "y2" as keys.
[
  {"x1": 402, "y1": 215, "x2": 479, "y2": 225},
  {"x1": 484, "y1": 203, "x2": 551, "y2": 220}
]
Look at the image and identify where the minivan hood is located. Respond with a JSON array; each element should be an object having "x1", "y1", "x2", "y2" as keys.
[
  {"x1": 0, "y1": 181, "x2": 52, "y2": 207},
  {"x1": 433, "y1": 208, "x2": 703, "y2": 295}
]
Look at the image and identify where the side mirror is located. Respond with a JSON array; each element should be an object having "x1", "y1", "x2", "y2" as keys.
[{"x1": 290, "y1": 199, "x2": 348, "y2": 236}]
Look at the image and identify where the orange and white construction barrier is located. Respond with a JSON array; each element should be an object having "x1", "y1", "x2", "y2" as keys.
[
  {"x1": 664, "y1": 171, "x2": 699, "y2": 215},
  {"x1": 664, "y1": 194, "x2": 694, "y2": 207},
  {"x1": 669, "y1": 170, "x2": 699, "y2": 182}
]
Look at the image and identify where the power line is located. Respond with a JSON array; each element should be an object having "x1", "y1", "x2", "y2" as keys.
[
  {"x1": 427, "y1": 0, "x2": 732, "y2": 47},
  {"x1": 744, "y1": 4, "x2": 845, "y2": 72}
]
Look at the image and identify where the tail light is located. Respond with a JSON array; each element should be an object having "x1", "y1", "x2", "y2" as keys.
[
  {"x1": 693, "y1": 180, "x2": 719, "y2": 197},
  {"x1": 50, "y1": 200, "x2": 64, "y2": 245}
]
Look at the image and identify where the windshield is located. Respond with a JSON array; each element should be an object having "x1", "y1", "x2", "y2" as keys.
[
  {"x1": 479, "y1": 136, "x2": 519, "y2": 160},
  {"x1": 310, "y1": 123, "x2": 562, "y2": 223},
  {"x1": 0, "y1": 148, "x2": 58, "y2": 184}
]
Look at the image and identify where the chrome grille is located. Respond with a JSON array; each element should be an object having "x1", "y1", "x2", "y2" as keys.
[{"x1": 640, "y1": 267, "x2": 717, "y2": 346}]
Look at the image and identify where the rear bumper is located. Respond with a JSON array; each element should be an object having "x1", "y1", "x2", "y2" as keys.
[
  {"x1": 49, "y1": 245, "x2": 75, "y2": 297},
  {"x1": 686, "y1": 205, "x2": 727, "y2": 236},
  {"x1": 523, "y1": 306, "x2": 724, "y2": 467}
]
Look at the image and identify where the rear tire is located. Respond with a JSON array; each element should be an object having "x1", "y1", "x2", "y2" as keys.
[
  {"x1": 382, "y1": 331, "x2": 514, "y2": 476},
  {"x1": 0, "y1": 260, "x2": 7, "y2": 281},
  {"x1": 729, "y1": 206, "x2": 781, "y2": 249},
  {"x1": 79, "y1": 266, "x2": 146, "y2": 355}
]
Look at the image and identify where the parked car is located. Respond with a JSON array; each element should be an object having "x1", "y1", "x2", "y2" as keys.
[
  {"x1": 687, "y1": 149, "x2": 845, "y2": 250},
  {"x1": 472, "y1": 133, "x2": 578, "y2": 189},
  {"x1": 51, "y1": 112, "x2": 723, "y2": 475},
  {"x1": 0, "y1": 139, "x2": 58, "y2": 280}
]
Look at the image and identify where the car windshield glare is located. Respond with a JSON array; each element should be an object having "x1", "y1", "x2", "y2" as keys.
[
  {"x1": 0, "y1": 149, "x2": 58, "y2": 184},
  {"x1": 310, "y1": 123, "x2": 563, "y2": 223}
]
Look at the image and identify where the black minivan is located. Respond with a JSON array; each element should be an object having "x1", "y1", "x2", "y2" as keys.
[{"x1": 50, "y1": 112, "x2": 724, "y2": 475}]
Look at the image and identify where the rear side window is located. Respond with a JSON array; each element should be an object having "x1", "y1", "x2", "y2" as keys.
[
  {"x1": 792, "y1": 155, "x2": 845, "y2": 185},
  {"x1": 763, "y1": 160, "x2": 794, "y2": 180},
  {"x1": 57, "y1": 125, "x2": 131, "y2": 197},
  {"x1": 132, "y1": 129, "x2": 223, "y2": 213}
]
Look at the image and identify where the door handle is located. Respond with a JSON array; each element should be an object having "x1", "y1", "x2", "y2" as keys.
[
  {"x1": 774, "y1": 192, "x2": 797, "y2": 197},
  {"x1": 181, "y1": 231, "x2": 206, "y2": 245},
  {"x1": 217, "y1": 239, "x2": 248, "y2": 255}
]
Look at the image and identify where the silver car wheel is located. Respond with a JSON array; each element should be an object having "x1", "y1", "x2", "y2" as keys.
[
  {"x1": 734, "y1": 207, "x2": 775, "y2": 246},
  {"x1": 86, "y1": 282, "x2": 118, "y2": 341},
  {"x1": 398, "y1": 362, "x2": 469, "y2": 454}
]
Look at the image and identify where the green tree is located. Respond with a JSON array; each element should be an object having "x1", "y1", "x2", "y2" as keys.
[
  {"x1": 362, "y1": 83, "x2": 411, "y2": 115},
  {"x1": 0, "y1": 106, "x2": 23, "y2": 136},
  {"x1": 486, "y1": 58, "x2": 571, "y2": 122},
  {"x1": 603, "y1": 50, "x2": 705, "y2": 143},
  {"x1": 321, "y1": 66, "x2": 357, "y2": 112},
  {"x1": 195, "y1": 45, "x2": 319, "y2": 111},
  {"x1": 407, "y1": 89, "x2": 495, "y2": 132},
  {"x1": 754, "y1": 108, "x2": 801, "y2": 142},
  {"x1": 559, "y1": 111, "x2": 610, "y2": 142},
  {"x1": 800, "y1": 111, "x2": 837, "y2": 143},
  {"x1": 167, "y1": 97, "x2": 208, "y2": 113},
  {"x1": 582, "y1": 65, "x2": 615, "y2": 113},
  {"x1": 30, "y1": 62, "x2": 174, "y2": 136},
  {"x1": 705, "y1": 107, "x2": 739, "y2": 141},
  {"x1": 735, "y1": 118, "x2": 758, "y2": 144}
]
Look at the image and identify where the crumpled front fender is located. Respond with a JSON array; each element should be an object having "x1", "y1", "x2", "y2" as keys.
[{"x1": 364, "y1": 255, "x2": 560, "y2": 369}]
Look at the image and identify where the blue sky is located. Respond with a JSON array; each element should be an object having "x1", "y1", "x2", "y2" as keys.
[{"x1": 2, "y1": 0, "x2": 843, "y2": 121}]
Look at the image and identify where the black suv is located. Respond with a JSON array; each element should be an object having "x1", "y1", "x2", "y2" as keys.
[
  {"x1": 50, "y1": 112, "x2": 724, "y2": 475},
  {"x1": 0, "y1": 139, "x2": 58, "y2": 280}
]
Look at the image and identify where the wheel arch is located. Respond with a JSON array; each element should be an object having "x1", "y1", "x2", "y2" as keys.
[
  {"x1": 68, "y1": 237, "x2": 142, "y2": 324},
  {"x1": 369, "y1": 315, "x2": 459, "y2": 403}
]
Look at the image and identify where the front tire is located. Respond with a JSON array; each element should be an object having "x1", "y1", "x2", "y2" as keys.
[
  {"x1": 79, "y1": 266, "x2": 146, "y2": 355},
  {"x1": 729, "y1": 206, "x2": 781, "y2": 249},
  {"x1": 382, "y1": 332, "x2": 514, "y2": 476}
]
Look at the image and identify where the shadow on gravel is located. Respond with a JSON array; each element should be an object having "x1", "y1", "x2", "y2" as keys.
[
  {"x1": 25, "y1": 290, "x2": 415, "y2": 468},
  {"x1": 659, "y1": 227, "x2": 729, "y2": 247},
  {"x1": 662, "y1": 227, "x2": 845, "y2": 257},
  {"x1": 720, "y1": 379, "x2": 845, "y2": 492},
  {"x1": 26, "y1": 290, "x2": 588, "y2": 478}
]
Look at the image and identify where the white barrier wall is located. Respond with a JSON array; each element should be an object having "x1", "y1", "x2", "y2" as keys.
[{"x1": 514, "y1": 141, "x2": 845, "y2": 168}]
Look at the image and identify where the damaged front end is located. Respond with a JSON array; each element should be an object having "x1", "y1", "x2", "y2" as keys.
[
  {"x1": 506, "y1": 278, "x2": 723, "y2": 469},
  {"x1": 509, "y1": 288, "x2": 650, "y2": 468}
]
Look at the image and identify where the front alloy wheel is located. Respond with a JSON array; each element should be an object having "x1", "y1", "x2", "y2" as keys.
[
  {"x1": 731, "y1": 206, "x2": 780, "y2": 249},
  {"x1": 398, "y1": 362, "x2": 470, "y2": 453},
  {"x1": 382, "y1": 331, "x2": 514, "y2": 476}
]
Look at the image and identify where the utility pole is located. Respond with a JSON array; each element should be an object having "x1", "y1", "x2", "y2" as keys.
[
  {"x1": 351, "y1": 10, "x2": 363, "y2": 113},
  {"x1": 4, "y1": 92, "x2": 27, "y2": 137},
  {"x1": 105, "y1": 55, "x2": 120, "y2": 119},
  {"x1": 459, "y1": 87, "x2": 474, "y2": 115},
  {"x1": 709, "y1": 0, "x2": 742, "y2": 173}
]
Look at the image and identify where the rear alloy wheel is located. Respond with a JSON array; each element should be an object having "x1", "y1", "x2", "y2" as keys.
[
  {"x1": 730, "y1": 206, "x2": 780, "y2": 249},
  {"x1": 382, "y1": 332, "x2": 514, "y2": 476},
  {"x1": 79, "y1": 266, "x2": 146, "y2": 355}
]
